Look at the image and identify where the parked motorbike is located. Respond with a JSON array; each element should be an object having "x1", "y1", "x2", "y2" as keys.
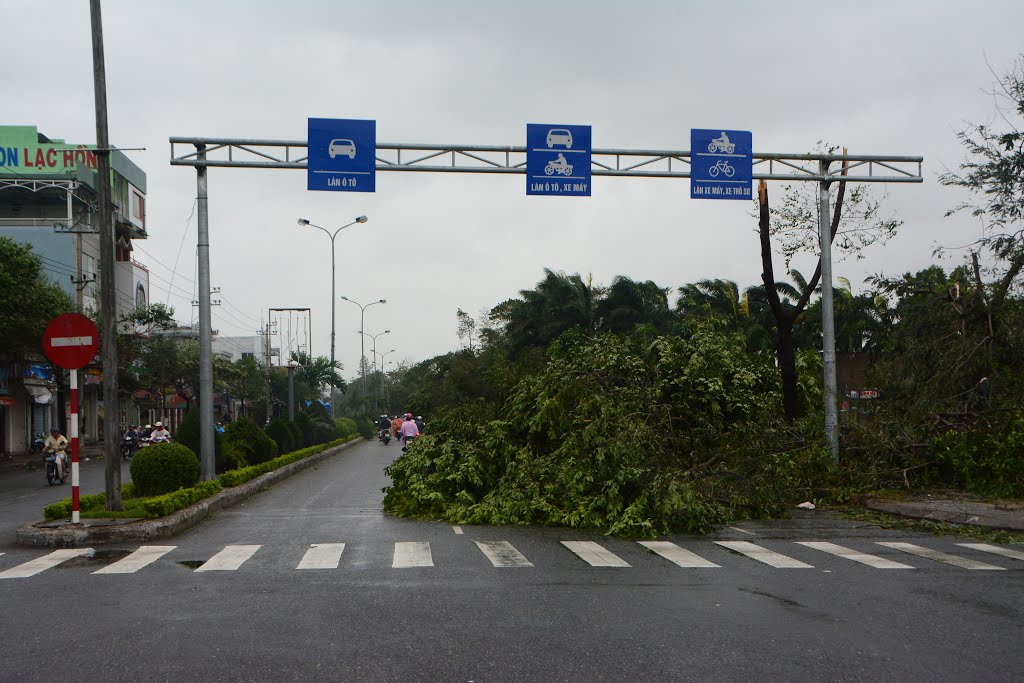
[
  {"x1": 31, "y1": 433, "x2": 45, "y2": 455},
  {"x1": 44, "y1": 448, "x2": 67, "y2": 486}
]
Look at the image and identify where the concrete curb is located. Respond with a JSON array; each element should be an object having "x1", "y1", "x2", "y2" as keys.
[
  {"x1": 855, "y1": 495, "x2": 1024, "y2": 532},
  {"x1": 15, "y1": 437, "x2": 364, "y2": 548}
]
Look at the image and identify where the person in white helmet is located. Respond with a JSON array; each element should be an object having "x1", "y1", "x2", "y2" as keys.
[{"x1": 150, "y1": 421, "x2": 172, "y2": 442}]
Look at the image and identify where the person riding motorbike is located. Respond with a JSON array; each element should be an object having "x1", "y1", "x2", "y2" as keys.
[
  {"x1": 149, "y1": 421, "x2": 172, "y2": 443},
  {"x1": 43, "y1": 428, "x2": 69, "y2": 479},
  {"x1": 399, "y1": 413, "x2": 420, "y2": 451},
  {"x1": 376, "y1": 415, "x2": 392, "y2": 442},
  {"x1": 414, "y1": 415, "x2": 424, "y2": 433},
  {"x1": 391, "y1": 415, "x2": 403, "y2": 439}
]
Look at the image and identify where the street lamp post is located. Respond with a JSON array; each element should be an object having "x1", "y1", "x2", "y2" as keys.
[
  {"x1": 361, "y1": 330, "x2": 390, "y2": 411},
  {"x1": 373, "y1": 347, "x2": 396, "y2": 412},
  {"x1": 287, "y1": 359, "x2": 299, "y2": 421},
  {"x1": 296, "y1": 215, "x2": 368, "y2": 417},
  {"x1": 341, "y1": 296, "x2": 386, "y2": 394}
]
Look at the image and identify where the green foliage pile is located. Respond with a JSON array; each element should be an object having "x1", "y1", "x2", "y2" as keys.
[
  {"x1": 385, "y1": 326, "x2": 834, "y2": 536},
  {"x1": 130, "y1": 443, "x2": 200, "y2": 497},
  {"x1": 224, "y1": 416, "x2": 279, "y2": 465},
  {"x1": 334, "y1": 417, "x2": 359, "y2": 439},
  {"x1": 265, "y1": 419, "x2": 295, "y2": 454},
  {"x1": 217, "y1": 438, "x2": 346, "y2": 488},
  {"x1": 929, "y1": 411, "x2": 1024, "y2": 498}
]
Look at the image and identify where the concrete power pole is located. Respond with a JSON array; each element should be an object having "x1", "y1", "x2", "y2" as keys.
[{"x1": 90, "y1": 0, "x2": 121, "y2": 510}]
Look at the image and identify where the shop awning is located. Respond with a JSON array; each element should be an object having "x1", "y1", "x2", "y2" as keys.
[{"x1": 24, "y1": 384, "x2": 53, "y2": 404}]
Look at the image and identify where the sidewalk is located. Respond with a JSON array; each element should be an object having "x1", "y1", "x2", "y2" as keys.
[{"x1": 855, "y1": 494, "x2": 1024, "y2": 532}]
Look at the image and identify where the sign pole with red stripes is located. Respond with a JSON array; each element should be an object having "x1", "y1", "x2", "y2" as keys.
[{"x1": 69, "y1": 368, "x2": 80, "y2": 523}]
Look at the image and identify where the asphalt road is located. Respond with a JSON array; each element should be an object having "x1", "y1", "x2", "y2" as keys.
[{"x1": 1, "y1": 438, "x2": 1021, "y2": 682}]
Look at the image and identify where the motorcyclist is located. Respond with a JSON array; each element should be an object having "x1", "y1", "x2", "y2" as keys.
[
  {"x1": 399, "y1": 413, "x2": 420, "y2": 450},
  {"x1": 376, "y1": 415, "x2": 392, "y2": 440},
  {"x1": 43, "y1": 428, "x2": 69, "y2": 479},
  {"x1": 415, "y1": 415, "x2": 424, "y2": 433},
  {"x1": 149, "y1": 421, "x2": 172, "y2": 442},
  {"x1": 391, "y1": 415, "x2": 403, "y2": 439}
]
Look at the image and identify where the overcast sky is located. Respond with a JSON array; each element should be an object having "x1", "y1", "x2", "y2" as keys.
[{"x1": 4, "y1": 0, "x2": 1023, "y2": 379}]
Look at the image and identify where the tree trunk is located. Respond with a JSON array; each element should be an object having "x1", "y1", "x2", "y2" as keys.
[{"x1": 776, "y1": 322, "x2": 800, "y2": 421}]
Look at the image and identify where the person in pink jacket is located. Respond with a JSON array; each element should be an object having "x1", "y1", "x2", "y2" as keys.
[{"x1": 399, "y1": 413, "x2": 420, "y2": 449}]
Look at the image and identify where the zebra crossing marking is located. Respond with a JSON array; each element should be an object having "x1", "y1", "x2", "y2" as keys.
[
  {"x1": 93, "y1": 546, "x2": 177, "y2": 575},
  {"x1": 714, "y1": 541, "x2": 813, "y2": 568},
  {"x1": 393, "y1": 542, "x2": 433, "y2": 568},
  {"x1": 194, "y1": 545, "x2": 262, "y2": 572},
  {"x1": 296, "y1": 543, "x2": 345, "y2": 570},
  {"x1": 561, "y1": 541, "x2": 630, "y2": 567},
  {"x1": 955, "y1": 543, "x2": 1024, "y2": 562},
  {"x1": 474, "y1": 541, "x2": 534, "y2": 568},
  {"x1": 638, "y1": 541, "x2": 720, "y2": 568},
  {"x1": 796, "y1": 542, "x2": 914, "y2": 569},
  {"x1": 0, "y1": 548, "x2": 94, "y2": 579},
  {"x1": 876, "y1": 542, "x2": 1005, "y2": 570}
]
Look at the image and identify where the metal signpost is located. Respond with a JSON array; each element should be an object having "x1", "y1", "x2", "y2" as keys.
[
  {"x1": 526, "y1": 124, "x2": 592, "y2": 196},
  {"x1": 42, "y1": 313, "x2": 100, "y2": 524},
  {"x1": 171, "y1": 130, "x2": 923, "y2": 463}
]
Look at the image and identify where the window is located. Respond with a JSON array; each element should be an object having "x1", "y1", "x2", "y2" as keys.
[
  {"x1": 132, "y1": 191, "x2": 145, "y2": 223},
  {"x1": 242, "y1": 352, "x2": 255, "y2": 361}
]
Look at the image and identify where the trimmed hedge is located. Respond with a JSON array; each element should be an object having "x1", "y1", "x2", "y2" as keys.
[
  {"x1": 141, "y1": 480, "x2": 222, "y2": 518},
  {"x1": 130, "y1": 443, "x2": 200, "y2": 496},
  {"x1": 43, "y1": 483, "x2": 137, "y2": 521},
  {"x1": 335, "y1": 417, "x2": 358, "y2": 439},
  {"x1": 217, "y1": 438, "x2": 347, "y2": 488}
]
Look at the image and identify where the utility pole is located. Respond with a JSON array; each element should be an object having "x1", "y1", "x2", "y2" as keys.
[
  {"x1": 90, "y1": 0, "x2": 121, "y2": 510},
  {"x1": 258, "y1": 321, "x2": 275, "y2": 423}
]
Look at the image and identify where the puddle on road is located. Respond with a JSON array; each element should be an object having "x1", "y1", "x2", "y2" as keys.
[
  {"x1": 56, "y1": 548, "x2": 130, "y2": 568},
  {"x1": 177, "y1": 560, "x2": 204, "y2": 570}
]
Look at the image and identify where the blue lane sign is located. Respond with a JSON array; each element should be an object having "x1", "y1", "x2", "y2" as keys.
[
  {"x1": 307, "y1": 118, "x2": 376, "y2": 192},
  {"x1": 526, "y1": 123, "x2": 591, "y2": 196},
  {"x1": 691, "y1": 129, "x2": 752, "y2": 200}
]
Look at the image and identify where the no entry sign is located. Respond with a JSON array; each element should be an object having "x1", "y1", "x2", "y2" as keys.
[{"x1": 42, "y1": 313, "x2": 100, "y2": 370}]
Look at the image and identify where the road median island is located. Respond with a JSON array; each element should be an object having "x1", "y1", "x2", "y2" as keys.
[{"x1": 16, "y1": 435, "x2": 362, "y2": 548}]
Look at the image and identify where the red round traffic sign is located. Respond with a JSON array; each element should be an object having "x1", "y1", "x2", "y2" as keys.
[{"x1": 42, "y1": 313, "x2": 100, "y2": 370}]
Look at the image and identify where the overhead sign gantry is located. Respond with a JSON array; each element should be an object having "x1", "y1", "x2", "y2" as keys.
[{"x1": 171, "y1": 123, "x2": 923, "y2": 478}]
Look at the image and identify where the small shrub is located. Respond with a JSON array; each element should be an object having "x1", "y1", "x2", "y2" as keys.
[
  {"x1": 335, "y1": 417, "x2": 358, "y2": 439},
  {"x1": 357, "y1": 416, "x2": 375, "y2": 440},
  {"x1": 130, "y1": 443, "x2": 200, "y2": 496},
  {"x1": 286, "y1": 419, "x2": 304, "y2": 448},
  {"x1": 175, "y1": 408, "x2": 225, "y2": 464},
  {"x1": 225, "y1": 416, "x2": 279, "y2": 465},
  {"x1": 265, "y1": 419, "x2": 295, "y2": 454},
  {"x1": 218, "y1": 444, "x2": 248, "y2": 473}
]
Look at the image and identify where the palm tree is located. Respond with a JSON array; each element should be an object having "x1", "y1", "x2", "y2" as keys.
[
  {"x1": 596, "y1": 276, "x2": 672, "y2": 335},
  {"x1": 290, "y1": 352, "x2": 345, "y2": 400},
  {"x1": 494, "y1": 269, "x2": 598, "y2": 356}
]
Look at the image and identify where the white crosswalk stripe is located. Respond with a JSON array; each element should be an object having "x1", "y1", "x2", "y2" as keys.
[
  {"x1": 194, "y1": 545, "x2": 262, "y2": 572},
  {"x1": 297, "y1": 543, "x2": 346, "y2": 569},
  {"x1": 796, "y1": 542, "x2": 914, "y2": 569},
  {"x1": 639, "y1": 541, "x2": 719, "y2": 568},
  {"x1": 93, "y1": 546, "x2": 176, "y2": 575},
  {"x1": 474, "y1": 541, "x2": 533, "y2": 567},
  {"x1": 0, "y1": 548, "x2": 94, "y2": 579},
  {"x1": 714, "y1": 541, "x2": 813, "y2": 568},
  {"x1": 955, "y1": 543, "x2": 1024, "y2": 562},
  {"x1": 562, "y1": 541, "x2": 630, "y2": 567},
  {"x1": 876, "y1": 542, "x2": 1005, "y2": 570},
  {"x1": 393, "y1": 542, "x2": 433, "y2": 568}
]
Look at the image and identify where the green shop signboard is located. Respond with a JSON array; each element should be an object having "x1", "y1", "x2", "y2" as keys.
[{"x1": 0, "y1": 125, "x2": 97, "y2": 176}]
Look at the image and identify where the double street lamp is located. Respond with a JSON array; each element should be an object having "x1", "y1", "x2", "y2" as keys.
[
  {"x1": 341, "y1": 296, "x2": 386, "y2": 393},
  {"x1": 296, "y1": 215, "x2": 368, "y2": 416},
  {"x1": 374, "y1": 348, "x2": 396, "y2": 411}
]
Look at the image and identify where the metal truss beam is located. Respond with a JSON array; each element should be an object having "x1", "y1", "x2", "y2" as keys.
[
  {"x1": 0, "y1": 178, "x2": 80, "y2": 193},
  {"x1": 169, "y1": 138, "x2": 923, "y2": 184}
]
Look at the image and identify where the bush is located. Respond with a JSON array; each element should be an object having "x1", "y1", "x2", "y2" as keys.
[
  {"x1": 357, "y1": 416, "x2": 375, "y2": 440},
  {"x1": 130, "y1": 442, "x2": 200, "y2": 496},
  {"x1": 224, "y1": 416, "x2": 279, "y2": 465},
  {"x1": 265, "y1": 418, "x2": 295, "y2": 454},
  {"x1": 175, "y1": 408, "x2": 224, "y2": 464},
  {"x1": 285, "y1": 420, "x2": 303, "y2": 449},
  {"x1": 334, "y1": 417, "x2": 358, "y2": 439}
]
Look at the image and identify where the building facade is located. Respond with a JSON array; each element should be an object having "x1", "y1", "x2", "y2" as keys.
[{"x1": 0, "y1": 125, "x2": 149, "y2": 454}]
